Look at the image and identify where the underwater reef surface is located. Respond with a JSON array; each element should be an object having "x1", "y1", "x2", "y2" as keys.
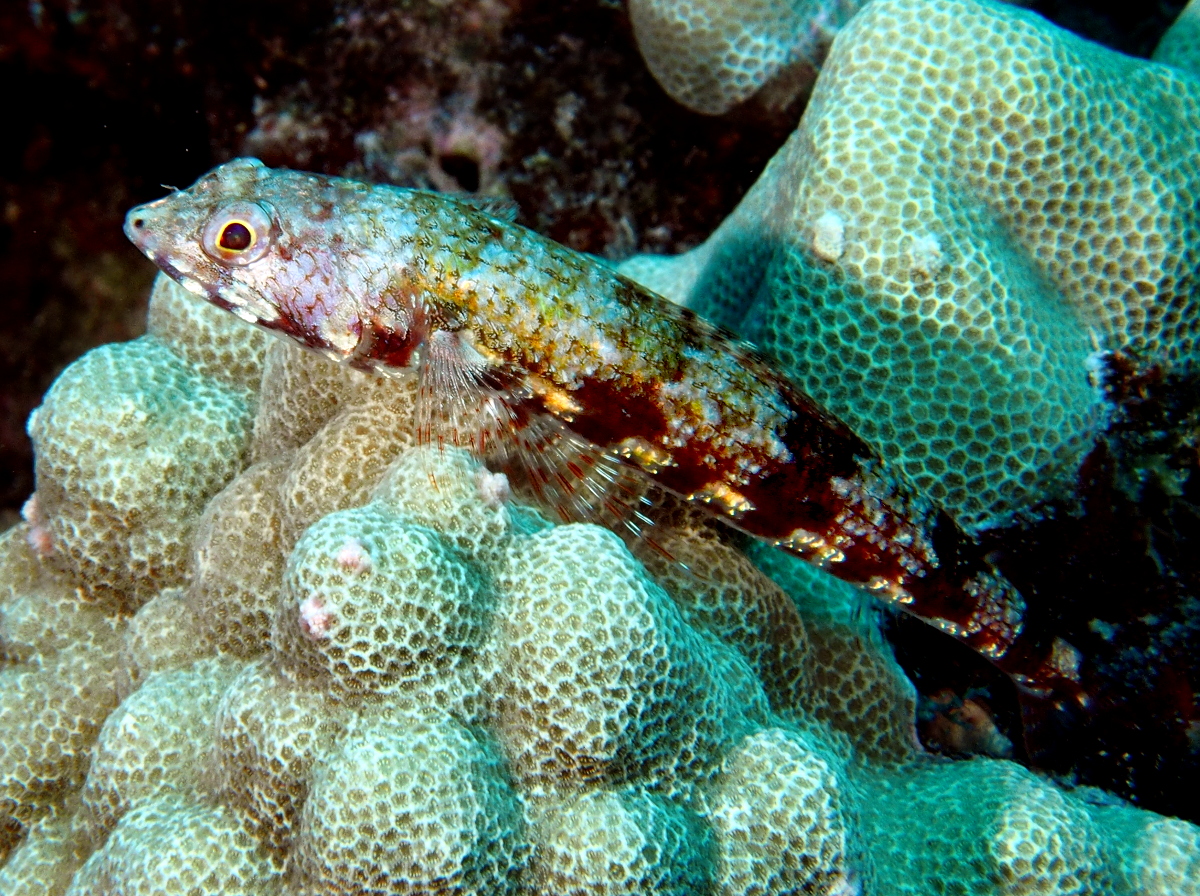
[
  {"x1": 2, "y1": 272, "x2": 1198, "y2": 893},
  {"x1": 1, "y1": 0, "x2": 1200, "y2": 890},
  {"x1": 621, "y1": 0, "x2": 1200, "y2": 821}
]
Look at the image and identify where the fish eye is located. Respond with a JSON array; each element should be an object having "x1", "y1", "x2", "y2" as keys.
[
  {"x1": 201, "y1": 201, "x2": 274, "y2": 265},
  {"x1": 219, "y1": 221, "x2": 253, "y2": 251}
]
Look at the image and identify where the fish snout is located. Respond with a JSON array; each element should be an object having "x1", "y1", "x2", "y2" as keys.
[{"x1": 124, "y1": 200, "x2": 171, "y2": 262}]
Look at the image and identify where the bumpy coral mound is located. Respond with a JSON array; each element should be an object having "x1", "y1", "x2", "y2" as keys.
[
  {"x1": 0, "y1": 527, "x2": 121, "y2": 856},
  {"x1": 293, "y1": 709, "x2": 524, "y2": 895},
  {"x1": 80, "y1": 657, "x2": 241, "y2": 842},
  {"x1": 276, "y1": 505, "x2": 489, "y2": 703},
  {"x1": 527, "y1": 786, "x2": 709, "y2": 895},
  {"x1": 705, "y1": 727, "x2": 852, "y2": 895},
  {"x1": 67, "y1": 793, "x2": 281, "y2": 896},
  {"x1": 628, "y1": 0, "x2": 865, "y2": 114},
  {"x1": 622, "y1": 0, "x2": 1200, "y2": 530},
  {"x1": 189, "y1": 459, "x2": 291, "y2": 659},
  {"x1": 214, "y1": 659, "x2": 348, "y2": 854},
  {"x1": 5, "y1": 267, "x2": 1200, "y2": 895},
  {"x1": 487, "y1": 523, "x2": 768, "y2": 796},
  {"x1": 860, "y1": 757, "x2": 1200, "y2": 894},
  {"x1": 26, "y1": 277, "x2": 267, "y2": 609}
]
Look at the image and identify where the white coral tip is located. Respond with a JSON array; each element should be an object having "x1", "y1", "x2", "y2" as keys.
[
  {"x1": 812, "y1": 211, "x2": 846, "y2": 262},
  {"x1": 909, "y1": 233, "x2": 942, "y2": 275},
  {"x1": 20, "y1": 493, "x2": 40, "y2": 526},
  {"x1": 476, "y1": 467, "x2": 511, "y2": 509}
]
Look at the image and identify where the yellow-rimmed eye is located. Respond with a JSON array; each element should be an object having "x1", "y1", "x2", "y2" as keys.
[
  {"x1": 202, "y1": 201, "x2": 274, "y2": 265},
  {"x1": 218, "y1": 220, "x2": 254, "y2": 251}
]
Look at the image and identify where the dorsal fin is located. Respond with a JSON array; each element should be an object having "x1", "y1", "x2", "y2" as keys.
[{"x1": 419, "y1": 190, "x2": 520, "y2": 223}]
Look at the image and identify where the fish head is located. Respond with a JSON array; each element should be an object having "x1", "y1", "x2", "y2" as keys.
[{"x1": 125, "y1": 158, "x2": 409, "y2": 365}]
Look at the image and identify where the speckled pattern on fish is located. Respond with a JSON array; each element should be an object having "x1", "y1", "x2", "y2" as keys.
[{"x1": 124, "y1": 158, "x2": 1076, "y2": 696}]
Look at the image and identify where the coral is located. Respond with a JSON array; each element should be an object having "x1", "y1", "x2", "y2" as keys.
[
  {"x1": 114, "y1": 586, "x2": 208, "y2": 696},
  {"x1": 486, "y1": 523, "x2": 769, "y2": 797},
  {"x1": 292, "y1": 709, "x2": 524, "y2": 895},
  {"x1": 526, "y1": 786, "x2": 710, "y2": 895},
  {"x1": 189, "y1": 458, "x2": 292, "y2": 659},
  {"x1": 275, "y1": 376, "x2": 419, "y2": 547},
  {"x1": 629, "y1": 0, "x2": 864, "y2": 115},
  {"x1": 249, "y1": 341, "x2": 369, "y2": 462},
  {"x1": 275, "y1": 504, "x2": 489, "y2": 704},
  {"x1": 214, "y1": 659, "x2": 348, "y2": 855},
  {"x1": 144, "y1": 273, "x2": 272, "y2": 398},
  {"x1": 80, "y1": 657, "x2": 242, "y2": 843},
  {"x1": 704, "y1": 727, "x2": 852, "y2": 895},
  {"x1": 1154, "y1": 0, "x2": 1200, "y2": 76},
  {"x1": 26, "y1": 278, "x2": 266, "y2": 610},
  {"x1": 0, "y1": 803, "x2": 89, "y2": 896},
  {"x1": 621, "y1": 0, "x2": 1200, "y2": 531},
  {"x1": 0, "y1": 526, "x2": 122, "y2": 856},
  {"x1": 67, "y1": 793, "x2": 282, "y2": 896},
  {"x1": 3, "y1": 273, "x2": 1199, "y2": 893}
]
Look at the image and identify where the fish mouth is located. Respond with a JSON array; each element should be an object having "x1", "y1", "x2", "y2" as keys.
[{"x1": 123, "y1": 202, "x2": 180, "y2": 274}]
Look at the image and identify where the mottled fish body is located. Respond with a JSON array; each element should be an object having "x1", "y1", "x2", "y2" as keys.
[{"x1": 125, "y1": 158, "x2": 1077, "y2": 696}]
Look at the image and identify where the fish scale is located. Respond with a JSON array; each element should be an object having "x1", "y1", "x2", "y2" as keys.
[{"x1": 124, "y1": 157, "x2": 1081, "y2": 708}]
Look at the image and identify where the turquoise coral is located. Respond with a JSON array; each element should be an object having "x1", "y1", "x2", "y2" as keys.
[
  {"x1": 622, "y1": 0, "x2": 1200, "y2": 531},
  {"x1": 1, "y1": 273, "x2": 1197, "y2": 893},
  {"x1": 1153, "y1": 0, "x2": 1200, "y2": 75}
]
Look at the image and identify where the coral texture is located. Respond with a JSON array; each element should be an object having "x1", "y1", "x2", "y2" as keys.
[
  {"x1": 621, "y1": 0, "x2": 1200, "y2": 531},
  {"x1": 24, "y1": 275, "x2": 267, "y2": 611},
  {"x1": 628, "y1": 0, "x2": 866, "y2": 114},
  {"x1": 3, "y1": 273, "x2": 1198, "y2": 893}
]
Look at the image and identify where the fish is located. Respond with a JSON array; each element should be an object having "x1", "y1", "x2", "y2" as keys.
[{"x1": 124, "y1": 157, "x2": 1082, "y2": 704}]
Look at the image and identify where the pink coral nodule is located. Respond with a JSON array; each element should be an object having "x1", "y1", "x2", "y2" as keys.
[
  {"x1": 20, "y1": 492, "x2": 55, "y2": 557},
  {"x1": 299, "y1": 595, "x2": 334, "y2": 640},
  {"x1": 335, "y1": 536, "x2": 373, "y2": 574}
]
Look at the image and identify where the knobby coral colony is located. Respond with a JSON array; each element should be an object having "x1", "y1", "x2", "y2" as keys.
[
  {"x1": 122, "y1": 158, "x2": 1076, "y2": 715},
  {"x1": 8, "y1": 272, "x2": 1200, "y2": 895},
  {"x1": 618, "y1": 0, "x2": 1200, "y2": 794}
]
